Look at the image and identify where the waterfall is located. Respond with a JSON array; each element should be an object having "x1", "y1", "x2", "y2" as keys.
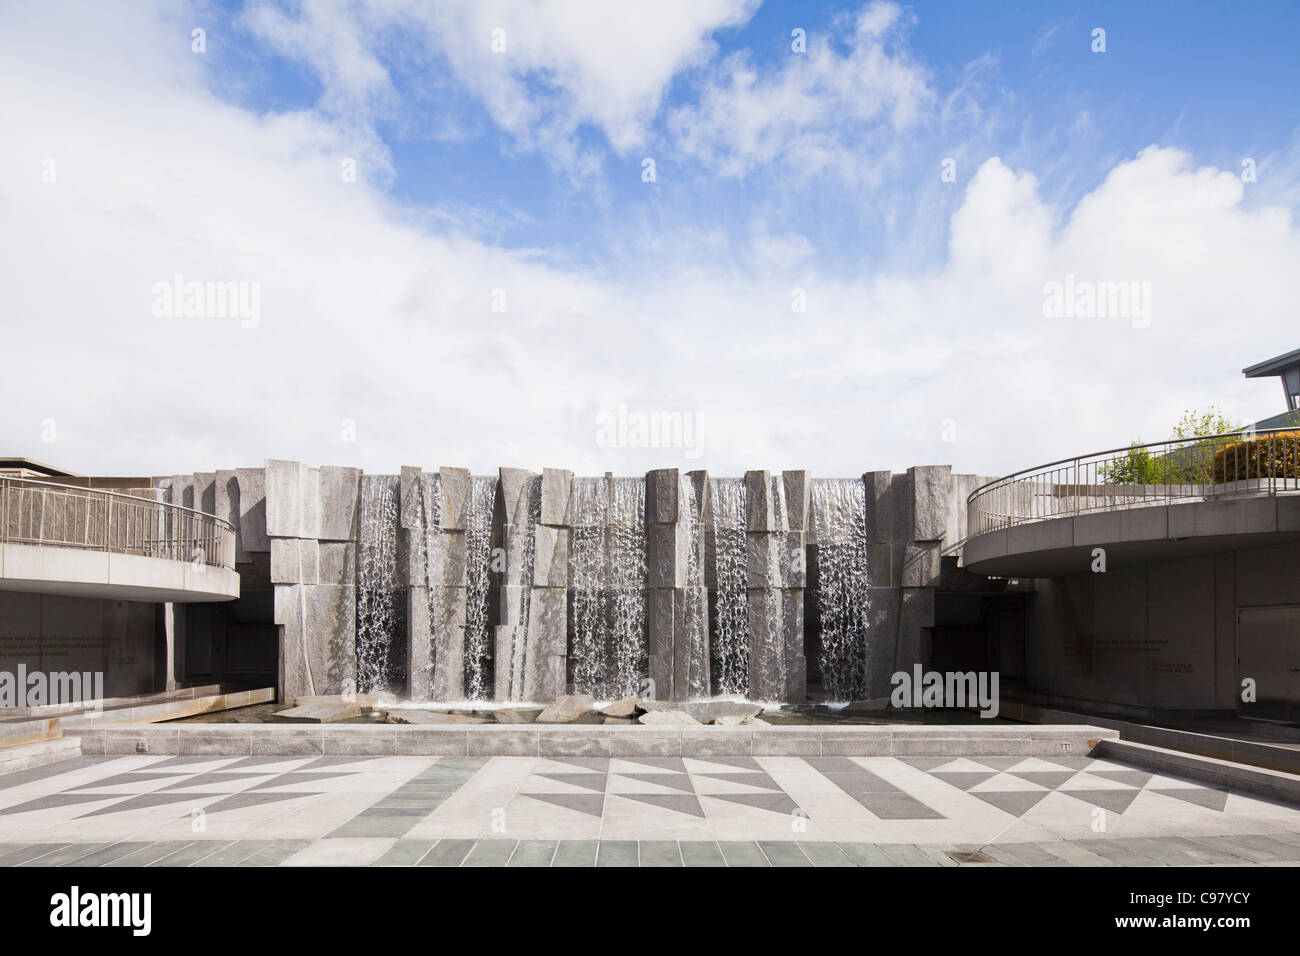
[
  {"x1": 462, "y1": 476, "x2": 496, "y2": 700},
  {"x1": 708, "y1": 478, "x2": 748, "y2": 696},
  {"x1": 812, "y1": 478, "x2": 869, "y2": 701},
  {"x1": 569, "y1": 476, "x2": 647, "y2": 697},
  {"x1": 356, "y1": 474, "x2": 400, "y2": 694}
]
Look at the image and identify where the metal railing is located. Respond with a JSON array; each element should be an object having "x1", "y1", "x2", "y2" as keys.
[
  {"x1": 0, "y1": 477, "x2": 236, "y2": 570},
  {"x1": 968, "y1": 428, "x2": 1300, "y2": 538}
]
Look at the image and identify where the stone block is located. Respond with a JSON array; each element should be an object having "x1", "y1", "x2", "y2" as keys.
[
  {"x1": 647, "y1": 522, "x2": 687, "y2": 589},
  {"x1": 645, "y1": 467, "x2": 679, "y2": 524},
  {"x1": 862, "y1": 470, "x2": 893, "y2": 545},
  {"x1": 271, "y1": 538, "x2": 318, "y2": 585},
  {"x1": 533, "y1": 526, "x2": 569, "y2": 588},
  {"x1": 745, "y1": 470, "x2": 774, "y2": 531},
  {"x1": 685, "y1": 469, "x2": 709, "y2": 525},
  {"x1": 318, "y1": 466, "x2": 360, "y2": 541},
  {"x1": 265, "y1": 459, "x2": 318, "y2": 539},
  {"x1": 909, "y1": 465, "x2": 952, "y2": 542},
  {"x1": 676, "y1": 586, "x2": 710, "y2": 699},
  {"x1": 540, "y1": 468, "x2": 574, "y2": 526},
  {"x1": 747, "y1": 587, "x2": 785, "y2": 700},
  {"x1": 215, "y1": 470, "x2": 245, "y2": 562},
  {"x1": 901, "y1": 541, "x2": 941, "y2": 588},
  {"x1": 407, "y1": 587, "x2": 432, "y2": 700},
  {"x1": 894, "y1": 587, "x2": 934, "y2": 675},
  {"x1": 192, "y1": 472, "x2": 215, "y2": 515},
  {"x1": 316, "y1": 541, "x2": 355, "y2": 587},
  {"x1": 399, "y1": 465, "x2": 422, "y2": 530},
  {"x1": 782, "y1": 470, "x2": 811, "y2": 531},
  {"x1": 780, "y1": 531, "x2": 806, "y2": 587},
  {"x1": 426, "y1": 530, "x2": 466, "y2": 588},
  {"x1": 499, "y1": 467, "x2": 536, "y2": 529},
  {"x1": 437, "y1": 467, "x2": 472, "y2": 531},
  {"x1": 235, "y1": 467, "x2": 269, "y2": 552},
  {"x1": 429, "y1": 619, "x2": 465, "y2": 702},
  {"x1": 745, "y1": 533, "x2": 782, "y2": 587}
]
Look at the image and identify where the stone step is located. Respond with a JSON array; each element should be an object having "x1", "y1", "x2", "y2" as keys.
[{"x1": 0, "y1": 736, "x2": 81, "y2": 774}]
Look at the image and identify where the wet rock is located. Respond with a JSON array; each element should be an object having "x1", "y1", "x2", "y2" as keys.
[
  {"x1": 600, "y1": 697, "x2": 642, "y2": 718},
  {"x1": 493, "y1": 708, "x2": 544, "y2": 724},
  {"x1": 273, "y1": 702, "x2": 362, "y2": 723},
  {"x1": 386, "y1": 710, "x2": 488, "y2": 725},
  {"x1": 536, "y1": 693, "x2": 597, "y2": 723},
  {"x1": 638, "y1": 700, "x2": 763, "y2": 722},
  {"x1": 638, "y1": 709, "x2": 701, "y2": 725},
  {"x1": 713, "y1": 715, "x2": 770, "y2": 726}
]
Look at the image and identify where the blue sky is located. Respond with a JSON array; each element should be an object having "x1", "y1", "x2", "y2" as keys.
[{"x1": 2, "y1": 0, "x2": 1298, "y2": 476}]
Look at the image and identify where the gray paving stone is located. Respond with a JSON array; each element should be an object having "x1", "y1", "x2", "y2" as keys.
[
  {"x1": 1040, "y1": 840, "x2": 1117, "y2": 867},
  {"x1": 1204, "y1": 834, "x2": 1299, "y2": 863},
  {"x1": 18, "y1": 843, "x2": 111, "y2": 867},
  {"x1": 993, "y1": 842, "x2": 1071, "y2": 867},
  {"x1": 1070, "y1": 838, "x2": 1164, "y2": 866},
  {"x1": 837, "y1": 842, "x2": 898, "y2": 866},
  {"x1": 236, "y1": 839, "x2": 313, "y2": 866},
  {"x1": 420, "y1": 839, "x2": 476, "y2": 866},
  {"x1": 679, "y1": 841, "x2": 725, "y2": 866},
  {"x1": 759, "y1": 842, "x2": 813, "y2": 866},
  {"x1": 192, "y1": 840, "x2": 272, "y2": 867},
  {"x1": 552, "y1": 840, "x2": 597, "y2": 867},
  {"x1": 508, "y1": 840, "x2": 558, "y2": 867},
  {"x1": 150, "y1": 841, "x2": 235, "y2": 866},
  {"x1": 719, "y1": 841, "x2": 770, "y2": 867},
  {"x1": 1124, "y1": 837, "x2": 1210, "y2": 866},
  {"x1": 464, "y1": 840, "x2": 517, "y2": 867},
  {"x1": 1159, "y1": 836, "x2": 1252, "y2": 865},
  {"x1": 879, "y1": 844, "x2": 941, "y2": 867},
  {"x1": 638, "y1": 841, "x2": 683, "y2": 866},
  {"x1": 63, "y1": 842, "x2": 155, "y2": 867},
  {"x1": 798, "y1": 842, "x2": 854, "y2": 866},
  {"x1": 105, "y1": 842, "x2": 195, "y2": 867},
  {"x1": 373, "y1": 840, "x2": 435, "y2": 866},
  {"x1": 596, "y1": 840, "x2": 638, "y2": 867},
  {"x1": 0, "y1": 843, "x2": 66, "y2": 865}
]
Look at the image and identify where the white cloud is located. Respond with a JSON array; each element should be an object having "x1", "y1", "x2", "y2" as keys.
[
  {"x1": 668, "y1": 1, "x2": 933, "y2": 180},
  {"x1": 241, "y1": 0, "x2": 759, "y2": 174},
  {"x1": 1, "y1": 1, "x2": 1297, "y2": 484}
]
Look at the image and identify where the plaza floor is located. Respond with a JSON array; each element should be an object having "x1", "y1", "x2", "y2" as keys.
[{"x1": 1, "y1": 753, "x2": 1298, "y2": 866}]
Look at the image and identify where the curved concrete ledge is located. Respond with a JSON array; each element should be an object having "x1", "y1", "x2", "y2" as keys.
[
  {"x1": 0, "y1": 541, "x2": 239, "y2": 602},
  {"x1": 964, "y1": 493, "x2": 1300, "y2": 576},
  {"x1": 76, "y1": 723, "x2": 1117, "y2": 758}
]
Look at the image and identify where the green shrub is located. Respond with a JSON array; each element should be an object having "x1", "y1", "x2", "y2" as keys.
[{"x1": 1212, "y1": 432, "x2": 1300, "y2": 482}]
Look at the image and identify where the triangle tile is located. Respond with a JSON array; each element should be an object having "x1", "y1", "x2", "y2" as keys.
[
  {"x1": 72, "y1": 771, "x2": 189, "y2": 789},
  {"x1": 77, "y1": 790, "x2": 218, "y2": 817},
  {"x1": 614, "y1": 772, "x2": 695, "y2": 793},
  {"x1": 932, "y1": 771, "x2": 999, "y2": 791},
  {"x1": 703, "y1": 791, "x2": 803, "y2": 816},
  {"x1": 612, "y1": 792, "x2": 705, "y2": 818},
  {"x1": 691, "y1": 770, "x2": 781, "y2": 791},
  {"x1": 156, "y1": 771, "x2": 282, "y2": 791},
  {"x1": 244, "y1": 771, "x2": 362, "y2": 792},
  {"x1": 202, "y1": 791, "x2": 319, "y2": 814},
  {"x1": 1149, "y1": 788, "x2": 1229, "y2": 812},
  {"x1": 899, "y1": 757, "x2": 950, "y2": 771},
  {"x1": 972, "y1": 757, "x2": 1026, "y2": 771},
  {"x1": 970, "y1": 790, "x2": 1050, "y2": 816},
  {"x1": 683, "y1": 756, "x2": 762, "y2": 774},
  {"x1": 1085, "y1": 770, "x2": 1152, "y2": 788},
  {"x1": 611, "y1": 757, "x2": 687, "y2": 773},
  {"x1": 538, "y1": 757, "x2": 609, "y2": 773},
  {"x1": 1060, "y1": 789, "x2": 1142, "y2": 814},
  {"x1": 1009, "y1": 771, "x2": 1076, "y2": 790},
  {"x1": 520, "y1": 792, "x2": 605, "y2": 817},
  {"x1": 1060, "y1": 771, "x2": 1137, "y2": 791},
  {"x1": 534, "y1": 773, "x2": 608, "y2": 793},
  {"x1": 970, "y1": 773, "x2": 1049, "y2": 792},
  {"x1": 1006, "y1": 758, "x2": 1080, "y2": 773},
  {"x1": 0, "y1": 792, "x2": 123, "y2": 815},
  {"x1": 929, "y1": 758, "x2": 995, "y2": 774}
]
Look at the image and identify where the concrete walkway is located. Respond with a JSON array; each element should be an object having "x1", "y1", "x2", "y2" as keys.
[{"x1": 1, "y1": 753, "x2": 1298, "y2": 866}]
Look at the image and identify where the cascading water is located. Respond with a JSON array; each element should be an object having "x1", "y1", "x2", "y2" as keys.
[
  {"x1": 812, "y1": 478, "x2": 869, "y2": 701},
  {"x1": 708, "y1": 478, "x2": 748, "y2": 695},
  {"x1": 356, "y1": 474, "x2": 400, "y2": 694},
  {"x1": 569, "y1": 477, "x2": 647, "y2": 697},
  {"x1": 462, "y1": 476, "x2": 496, "y2": 700}
]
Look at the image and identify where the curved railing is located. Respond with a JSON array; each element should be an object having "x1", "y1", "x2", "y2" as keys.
[
  {"x1": 0, "y1": 476, "x2": 237, "y2": 571},
  {"x1": 968, "y1": 427, "x2": 1300, "y2": 538}
]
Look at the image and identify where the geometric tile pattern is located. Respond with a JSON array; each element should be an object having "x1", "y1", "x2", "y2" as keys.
[
  {"x1": 900, "y1": 756, "x2": 1231, "y2": 816},
  {"x1": 1, "y1": 753, "x2": 1298, "y2": 867}
]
